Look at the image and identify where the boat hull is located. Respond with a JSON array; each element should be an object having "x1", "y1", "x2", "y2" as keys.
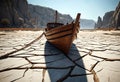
[{"x1": 44, "y1": 13, "x2": 80, "y2": 54}]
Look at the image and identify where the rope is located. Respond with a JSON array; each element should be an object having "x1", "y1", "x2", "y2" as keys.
[{"x1": 0, "y1": 32, "x2": 44, "y2": 60}]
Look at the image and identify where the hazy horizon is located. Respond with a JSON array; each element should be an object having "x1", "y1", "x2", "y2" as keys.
[{"x1": 28, "y1": 0, "x2": 119, "y2": 21}]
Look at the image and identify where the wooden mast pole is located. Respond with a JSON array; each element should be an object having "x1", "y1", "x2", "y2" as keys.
[{"x1": 55, "y1": 11, "x2": 58, "y2": 23}]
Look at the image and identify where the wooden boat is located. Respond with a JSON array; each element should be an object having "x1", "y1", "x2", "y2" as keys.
[{"x1": 44, "y1": 11, "x2": 81, "y2": 54}]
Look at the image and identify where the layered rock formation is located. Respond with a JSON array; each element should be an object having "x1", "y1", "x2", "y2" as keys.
[
  {"x1": 0, "y1": 0, "x2": 95, "y2": 29},
  {"x1": 0, "y1": 0, "x2": 73, "y2": 28},
  {"x1": 28, "y1": 4, "x2": 73, "y2": 27},
  {"x1": 0, "y1": 0, "x2": 34, "y2": 27},
  {"x1": 28, "y1": 4, "x2": 95, "y2": 29},
  {"x1": 95, "y1": 2, "x2": 120, "y2": 30}
]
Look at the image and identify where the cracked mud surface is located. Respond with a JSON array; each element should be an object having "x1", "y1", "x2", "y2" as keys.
[{"x1": 0, "y1": 30, "x2": 120, "y2": 82}]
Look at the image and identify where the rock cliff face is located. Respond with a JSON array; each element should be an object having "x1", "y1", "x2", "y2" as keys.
[
  {"x1": 110, "y1": 2, "x2": 120, "y2": 29},
  {"x1": 80, "y1": 19, "x2": 95, "y2": 29},
  {"x1": 28, "y1": 4, "x2": 95, "y2": 29},
  {"x1": 102, "y1": 11, "x2": 114, "y2": 27},
  {"x1": 95, "y1": 16, "x2": 102, "y2": 28},
  {"x1": 28, "y1": 4, "x2": 73, "y2": 27},
  {"x1": 0, "y1": 0, "x2": 95, "y2": 28},
  {"x1": 95, "y1": 11, "x2": 114, "y2": 28},
  {"x1": 0, "y1": 0, "x2": 33, "y2": 27},
  {"x1": 95, "y1": 2, "x2": 120, "y2": 29},
  {"x1": 0, "y1": 0, "x2": 73, "y2": 28}
]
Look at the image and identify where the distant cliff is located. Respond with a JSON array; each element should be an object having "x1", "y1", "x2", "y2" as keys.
[
  {"x1": 95, "y1": 11, "x2": 114, "y2": 28},
  {"x1": 95, "y1": 2, "x2": 120, "y2": 30},
  {"x1": 0, "y1": 0, "x2": 95, "y2": 29},
  {"x1": 28, "y1": 4, "x2": 73, "y2": 27},
  {"x1": 28, "y1": 4, "x2": 95, "y2": 28},
  {"x1": 0, "y1": 1, "x2": 73, "y2": 28},
  {"x1": 95, "y1": 16, "x2": 103, "y2": 29},
  {"x1": 102, "y1": 11, "x2": 114, "y2": 27},
  {"x1": 80, "y1": 19, "x2": 95, "y2": 29}
]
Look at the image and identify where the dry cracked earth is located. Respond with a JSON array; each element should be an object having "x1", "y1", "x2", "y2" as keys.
[{"x1": 0, "y1": 30, "x2": 120, "y2": 82}]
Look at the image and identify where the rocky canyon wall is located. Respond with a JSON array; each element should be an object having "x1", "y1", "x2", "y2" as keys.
[
  {"x1": 0, "y1": 0, "x2": 34, "y2": 27},
  {"x1": 95, "y1": 2, "x2": 120, "y2": 30}
]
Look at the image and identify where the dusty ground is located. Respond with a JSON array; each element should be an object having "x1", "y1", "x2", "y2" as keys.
[{"x1": 0, "y1": 30, "x2": 120, "y2": 82}]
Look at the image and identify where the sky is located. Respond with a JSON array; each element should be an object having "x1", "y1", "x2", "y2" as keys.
[{"x1": 28, "y1": 0, "x2": 120, "y2": 21}]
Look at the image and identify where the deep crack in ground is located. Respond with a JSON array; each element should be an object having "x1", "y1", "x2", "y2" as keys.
[{"x1": 0, "y1": 31, "x2": 120, "y2": 82}]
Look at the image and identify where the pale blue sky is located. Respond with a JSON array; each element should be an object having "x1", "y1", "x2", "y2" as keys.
[{"x1": 28, "y1": 0, "x2": 120, "y2": 21}]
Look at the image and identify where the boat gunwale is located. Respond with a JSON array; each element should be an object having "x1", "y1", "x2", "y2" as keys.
[{"x1": 45, "y1": 23, "x2": 74, "y2": 35}]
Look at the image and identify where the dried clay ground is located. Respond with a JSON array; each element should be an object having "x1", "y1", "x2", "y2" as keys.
[{"x1": 0, "y1": 30, "x2": 120, "y2": 82}]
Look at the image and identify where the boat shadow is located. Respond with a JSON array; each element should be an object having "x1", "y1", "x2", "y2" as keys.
[{"x1": 44, "y1": 41, "x2": 87, "y2": 82}]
